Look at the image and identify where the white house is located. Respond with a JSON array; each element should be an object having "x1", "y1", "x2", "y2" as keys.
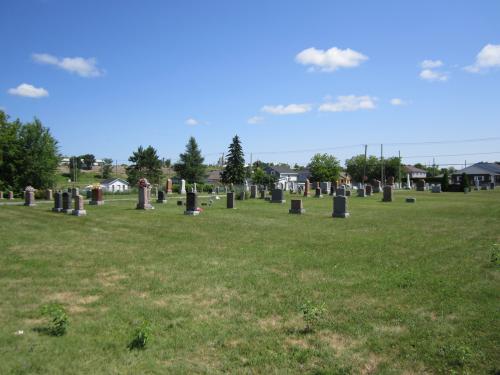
[{"x1": 100, "y1": 178, "x2": 130, "y2": 192}]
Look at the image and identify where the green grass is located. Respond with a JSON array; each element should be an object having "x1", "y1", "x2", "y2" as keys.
[{"x1": 1, "y1": 190, "x2": 499, "y2": 374}]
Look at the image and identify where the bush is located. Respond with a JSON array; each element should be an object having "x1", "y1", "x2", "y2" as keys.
[
  {"x1": 128, "y1": 320, "x2": 152, "y2": 350},
  {"x1": 459, "y1": 172, "x2": 470, "y2": 192},
  {"x1": 490, "y1": 244, "x2": 500, "y2": 266},
  {"x1": 40, "y1": 303, "x2": 68, "y2": 336},
  {"x1": 300, "y1": 300, "x2": 326, "y2": 333}
]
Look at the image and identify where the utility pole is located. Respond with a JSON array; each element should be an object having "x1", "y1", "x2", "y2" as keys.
[
  {"x1": 362, "y1": 144, "x2": 368, "y2": 187},
  {"x1": 398, "y1": 150, "x2": 401, "y2": 186},
  {"x1": 380, "y1": 144, "x2": 384, "y2": 184},
  {"x1": 115, "y1": 160, "x2": 118, "y2": 177}
]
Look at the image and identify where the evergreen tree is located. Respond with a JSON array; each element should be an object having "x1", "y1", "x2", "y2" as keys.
[
  {"x1": 126, "y1": 145, "x2": 163, "y2": 185},
  {"x1": 459, "y1": 172, "x2": 470, "y2": 191},
  {"x1": 221, "y1": 135, "x2": 245, "y2": 185},
  {"x1": 173, "y1": 137, "x2": 205, "y2": 183},
  {"x1": 441, "y1": 169, "x2": 450, "y2": 192}
]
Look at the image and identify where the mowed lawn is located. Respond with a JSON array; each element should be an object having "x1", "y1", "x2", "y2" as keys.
[{"x1": 0, "y1": 190, "x2": 499, "y2": 374}]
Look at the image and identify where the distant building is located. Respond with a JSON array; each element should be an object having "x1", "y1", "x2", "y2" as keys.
[
  {"x1": 265, "y1": 165, "x2": 298, "y2": 189},
  {"x1": 100, "y1": 178, "x2": 130, "y2": 192},
  {"x1": 452, "y1": 162, "x2": 500, "y2": 188},
  {"x1": 403, "y1": 165, "x2": 427, "y2": 179},
  {"x1": 205, "y1": 170, "x2": 222, "y2": 184}
]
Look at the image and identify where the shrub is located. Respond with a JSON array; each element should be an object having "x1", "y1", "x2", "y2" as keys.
[
  {"x1": 490, "y1": 244, "x2": 500, "y2": 266},
  {"x1": 40, "y1": 303, "x2": 68, "y2": 336},
  {"x1": 459, "y1": 173, "x2": 470, "y2": 192},
  {"x1": 128, "y1": 320, "x2": 152, "y2": 350},
  {"x1": 300, "y1": 300, "x2": 326, "y2": 333}
]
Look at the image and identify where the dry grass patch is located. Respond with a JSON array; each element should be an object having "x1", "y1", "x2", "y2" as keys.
[
  {"x1": 317, "y1": 330, "x2": 357, "y2": 353},
  {"x1": 374, "y1": 324, "x2": 407, "y2": 334},
  {"x1": 96, "y1": 269, "x2": 127, "y2": 288}
]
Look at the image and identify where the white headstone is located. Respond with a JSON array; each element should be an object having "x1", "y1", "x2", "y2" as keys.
[{"x1": 180, "y1": 179, "x2": 186, "y2": 194}]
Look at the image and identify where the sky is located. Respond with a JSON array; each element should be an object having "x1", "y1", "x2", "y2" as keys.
[{"x1": 1, "y1": 0, "x2": 500, "y2": 168}]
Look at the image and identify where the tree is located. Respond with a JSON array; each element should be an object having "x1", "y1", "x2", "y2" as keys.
[
  {"x1": 0, "y1": 111, "x2": 21, "y2": 190},
  {"x1": 221, "y1": 135, "x2": 246, "y2": 185},
  {"x1": 384, "y1": 156, "x2": 402, "y2": 182},
  {"x1": 101, "y1": 158, "x2": 113, "y2": 179},
  {"x1": 345, "y1": 154, "x2": 380, "y2": 182},
  {"x1": 81, "y1": 154, "x2": 96, "y2": 170},
  {"x1": 441, "y1": 169, "x2": 450, "y2": 192},
  {"x1": 251, "y1": 167, "x2": 267, "y2": 185},
  {"x1": 459, "y1": 172, "x2": 470, "y2": 191},
  {"x1": 173, "y1": 137, "x2": 205, "y2": 183},
  {"x1": 308, "y1": 153, "x2": 341, "y2": 182},
  {"x1": 126, "y1": 145, "x2": 163, "y2": 185},
  {"x1": 163, "y1": 158, "x2": 171, "y2": 168}
]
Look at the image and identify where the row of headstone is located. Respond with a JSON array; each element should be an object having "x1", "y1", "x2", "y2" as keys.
[
  {"x1": 52, "y1": 191, "x2": 87, "y2": 216},
  {"x1": 287, "y1": 196, "x2": 350, "y2": 218}
]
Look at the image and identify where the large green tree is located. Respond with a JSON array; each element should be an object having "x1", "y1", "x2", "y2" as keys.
[
  {"x1": 81, "y1": 154, "x2": 96, "y2": 170},
  {"x1": 221, "y1": 135, "x2": 246, "y2": 185},
  {"x1": 0, "y1": 111, "x2": 59, "y2": 190},
  {"x1": 308, "y1": 153, "x2": 341, "y2": 182},
  {"x1": 126, "y1": 145, "x2": 163, "y2": 185},
  {"x1": 173, "y1": 137, "x2": 205, "y2": 183},
  {"x1": 345, "y1": 154, "x2": 380, "y2": 182}
]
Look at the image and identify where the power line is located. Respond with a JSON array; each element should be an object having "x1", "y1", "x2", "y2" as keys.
[{"x1": 402, "y1": 151, "x2": 500, "y2": 159}]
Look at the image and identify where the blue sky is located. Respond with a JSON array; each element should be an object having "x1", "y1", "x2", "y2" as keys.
[{"x1": 1, "y1": 0, "x2": 500, "y2": 168}]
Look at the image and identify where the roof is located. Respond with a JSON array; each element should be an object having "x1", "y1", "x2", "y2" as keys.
[
  {"x1": 266, "y1": 165, "x2": 297, "y2": 174},
  {"x1": 403, "y1": 165, "x2": 427, "y2": 174},
  {"x1": 100, "y1": 178, "x2": 129, "y2": 185},
  {"x1": 453, "y1": 162, "x2": 500, "y2": 176}
]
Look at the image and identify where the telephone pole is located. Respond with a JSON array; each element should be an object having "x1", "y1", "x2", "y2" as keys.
[
  {"x1": 380, "y1": 144, "x2": 384, "y2": 184},
  {"x1": 362, "y1": 144, "x2": 368, "y2": 186}
]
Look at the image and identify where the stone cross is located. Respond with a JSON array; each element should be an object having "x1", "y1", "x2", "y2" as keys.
[
  {"x1": 382, "y1": 185, "x2": 393, "y2": 202},
  {"x1": 62, "y1": 191, "x2": 73, "y2": 213},
  {"x1": 136, "y1": 178, "x2": 154, "y2": 210},
  {"x1": 227, "y1": 192, "x2": 235, "y2": 209},
  {"x1": 184, "y1": 192, "x2": 199, "y2": 215},
  {"x1": 180, "y1": 179, "x2": 186, "y2": 194},
  {"x1": 72, "y1": 195, "x2": 87, "y2": 216},
  {"x1": 289, "y1": 199, "x2": 305, "y2": 214},
  {"x1": 332, "y1": 195, "x2": 350, "y2": 218},
  {"x1": 52, "y1": 191, "x2": 63, "y2": 212},
  {"x1": 24, "y1": 186, "x2": 36, "y2": 207},
  {"x1": 90, "y1": 187, "x2": 104, "y2": 205}
]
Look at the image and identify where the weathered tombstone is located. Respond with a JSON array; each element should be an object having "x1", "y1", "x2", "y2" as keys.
[
  {"x1": 45, "y1": 189, "x2": 53, "y2": 201},
  {"x1": 332, "y1": 195, "x2": 350, "y2": 218},
  {"x1": 330, "y1": 183, "x2": 336, "y2": 196},
  {"x1": 193, "y1": 183, "x2": 197, "y2": 193},
  {"x1": 157, "y1": 190, "x2": 167, "y2": 203},
  {"x1": 0, "y1": 191, "x2": 3, "y2": 199},
  {"x1": 184, "y1": 192, "x2": 199, "y2": 215},
  {"x1": 237, "y1": 191, "x2": 245, "y2": 200},
  {"x1": 321, "y1": 182, "x2": 330, "y2": 195},
  {"x1": 304, "y1": 179, "x2": 310, "y2": 197},
  {"x1": 8, "y1": 191, "x2": 14, "y2": 200},
  {"x1": 357, "y1": 188, "x2": 366, "y2": 197},
  {"x1": 90, "y1": 187, "x2": 104, "y2": 205},
  {"x1": 416, "y1": 180, "x2": 425, "y2": 192},
  {"x1": 72, "y1": 195, "x2": 87, "y2": 216},
  {"x1": 431, "y1": 185, "x2": 442, "y2": 193},
  {"x1": 166, "y1": 179, "x2": 173, "y2": 194},
  {"x1": 387, "y1": 176, "x2": 395, "y2": 186},
  {"x1": 62, "y1": 192, "x2": 73, "y2": 213},
  {"x1": 365, "y1": 184, "x2": 372, "y2": 196},
  {"x1": 71, "y1": 187, "x2": 79, "y2": 198},
  {"x1": 259, "y1": 189, "x2": 266, "y2": 199},
  {"x1": 289, "y1": 199, "x2": 305, "y2": 214},
  {"x1": 250, "y1": 185, "x2": 257, "y2": 199},
  {"x1": 406, "y1": 197, "x2": 416, "y2": 203},
  {"x1": 52, "y1": 191, "x2": 63, "y2": 212},
  {"x1": 382, "y1": 185, "x2": 393, "y2": 202},
  {"x1": 337, "y1": 187, "x2": 346, "y2": 197},
  {"x1": 372, "y1": 180, "x2": 381, "y2": 193},
  {"x1": 271, "y1": 189, "x2": 285, "y2": 203},
  {"x1": 136, "y1": 178, "x2": 154, "y2": 210},
  {"x1": 24, "y1": 186, "x2": 36, "y2": 207},
  {"x1": 180, "y1": 179, "x2": 186, "y2": 194},
  {"x1": 227, "y1": 192, "x2": 235, "y2": 209},
  {"x1": 315, "y1": 187, "x2": 323, "y2": 198}
]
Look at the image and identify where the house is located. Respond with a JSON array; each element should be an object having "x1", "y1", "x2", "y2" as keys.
[
  {"x1": 265, "y1": 165, "x2": 298, "y2": 190},
  {"x1": 403, "y1": 165, "x2": 427, "y2": 180},
  {"x1": 100, "y1": 178, "x2": 130, "y2": 192},
  {"x1": 452, "y1": 162, "x2": 500, "y2": 188}
]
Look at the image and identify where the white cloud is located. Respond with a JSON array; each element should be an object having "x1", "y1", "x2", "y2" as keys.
[
  {"x1": 419, "y1": 69, "x2": 448, "y2": 82},
  {"x1": 295, "y1": 47, "x2": 368, "y2": 72},
  {"x1": 261, "y1": 104, "x2": 312, "y2": 115},
  {"x1": 185, "y1": 117, "x2": 199, "y2": 126},
  {"x1": 8, "y1": 83, "x2": 49, "y2": 98},
  {"x1": 319, "y1": 95, "x2": 376, "y2": 112},
  {"x1": 247, "y1": 116, "x2": 264, "y2": 124},
  {"x1": 32, "y1": 53, "x2": 103, "y2": 77},
  {"x1": 421, "y1": 59, "x2": 443, "y2": 69},
  {"x1": 465, "y1": 44, "x2": 500, "y2": 73},
  {"x1": 390, "y1": 98, "x2": 408, "y2": 106}
]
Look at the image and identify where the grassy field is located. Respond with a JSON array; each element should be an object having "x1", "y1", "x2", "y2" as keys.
[{"x1": 0, "y1": 190, "x2": 499, "y2": 374}]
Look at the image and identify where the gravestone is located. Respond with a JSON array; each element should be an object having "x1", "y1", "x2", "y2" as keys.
[
  {"x1": 387, "y1": 176, "x2": 395, "y2": 186},
  {"x1": 227, "y1": 192, "x2": 235, "y2": 209},
  {"x1": 193, "y1": 183, "x2": 197, "y2": 193},
  {"x1": 86, "y1": 189, "x2": 92, "y2": 199},
  {"x1": 136, "y1": 178, "x2": 154, "y2": 210},
  {"x1": 0, "y1": 191, "x2": 3, "y2": 199},
  {"x1": 365, "y1": 185, "x2": 373, "y2": 196},
  {"x1": 357, "y1": 188, "x2": 366, "y2": 197},
  {"x1": 337, "y1": 187, "x2": 346, "y2": 197},
  {"x1": 180, "y1": 179, "x2": 186, "y2": 194},
  {"x1": 72, "y1": 194, "x2": 87, "y2": 216},
  {"x1": 24, "y1": 186, "x2": 36, "y2": 207},
  {"x1": 406, "y1": 197, "x2": 416, "y2": 203},
  {"x1": 62, "y1": 192, "x2": 73, "y2": 213},
  {"x1": 90, "y1": 187, "x2": 104, "y2": 205},
  {"x1": 52, "y1": 191, "x2": 63, "y2": 212},
  {"x1": 71, "y1": 187, "x2": 79, "y2": 198},
  {"x1": 237, "y1": 191, "x2": 245, "y2": 200},
  {"x1": 372, "y1": 180, "x2": 381, "y2": 193},
  {"x1": 304, "y1": 179, "x2": 310, "y2": 197},
  {"x1": 259, "y1": 190, "x2": 266, "y2": 199},
  {"x1": 271, "y1": 189, "x2": 285, "y2": 203},
  {"x1": 8, "y1": 191, "x2": 14, "y2": 200},
  {"x1": 382, "y1": 185, "x2": 393, "y2": 202},
  {"x1": 416, "y1": 180, "x2": 425, "y2": 192},
  {"x1": 250, "y1": 185, "x2": 257, "y2": 199},
  {"x1": 166, "y1": 179, "x2": 173, "y2": 194},
  {"x1": 289, "y1": 199, "x2": 305, "y2": 214},
  {"x1": 346, "y1": 189, "x2": 351, "y2": 197},
  {"x1": 332, "y1": 196, "x2": 350, "y2": 218},
  {"x1": 321, "y1": 182, "x2": 330, "y2": 195},
  {"x1": 157, "y1": 190, "x2": 167, "y2": 203},
  {"x1": 330, "y1": 184, "x2": 336, "y2": 196},
  {"x1": 315, "y1": 187, "x2": 323, "y2": 198},
  {"x1": 45, "y1": 189, "x2": 53, "y2": 201},
  {"x1": 431, "y1": 185, "x2": 442, "y2": 193},
  {"x1": 184, "y1": 192, "x2": 199, "y2": 215}
]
